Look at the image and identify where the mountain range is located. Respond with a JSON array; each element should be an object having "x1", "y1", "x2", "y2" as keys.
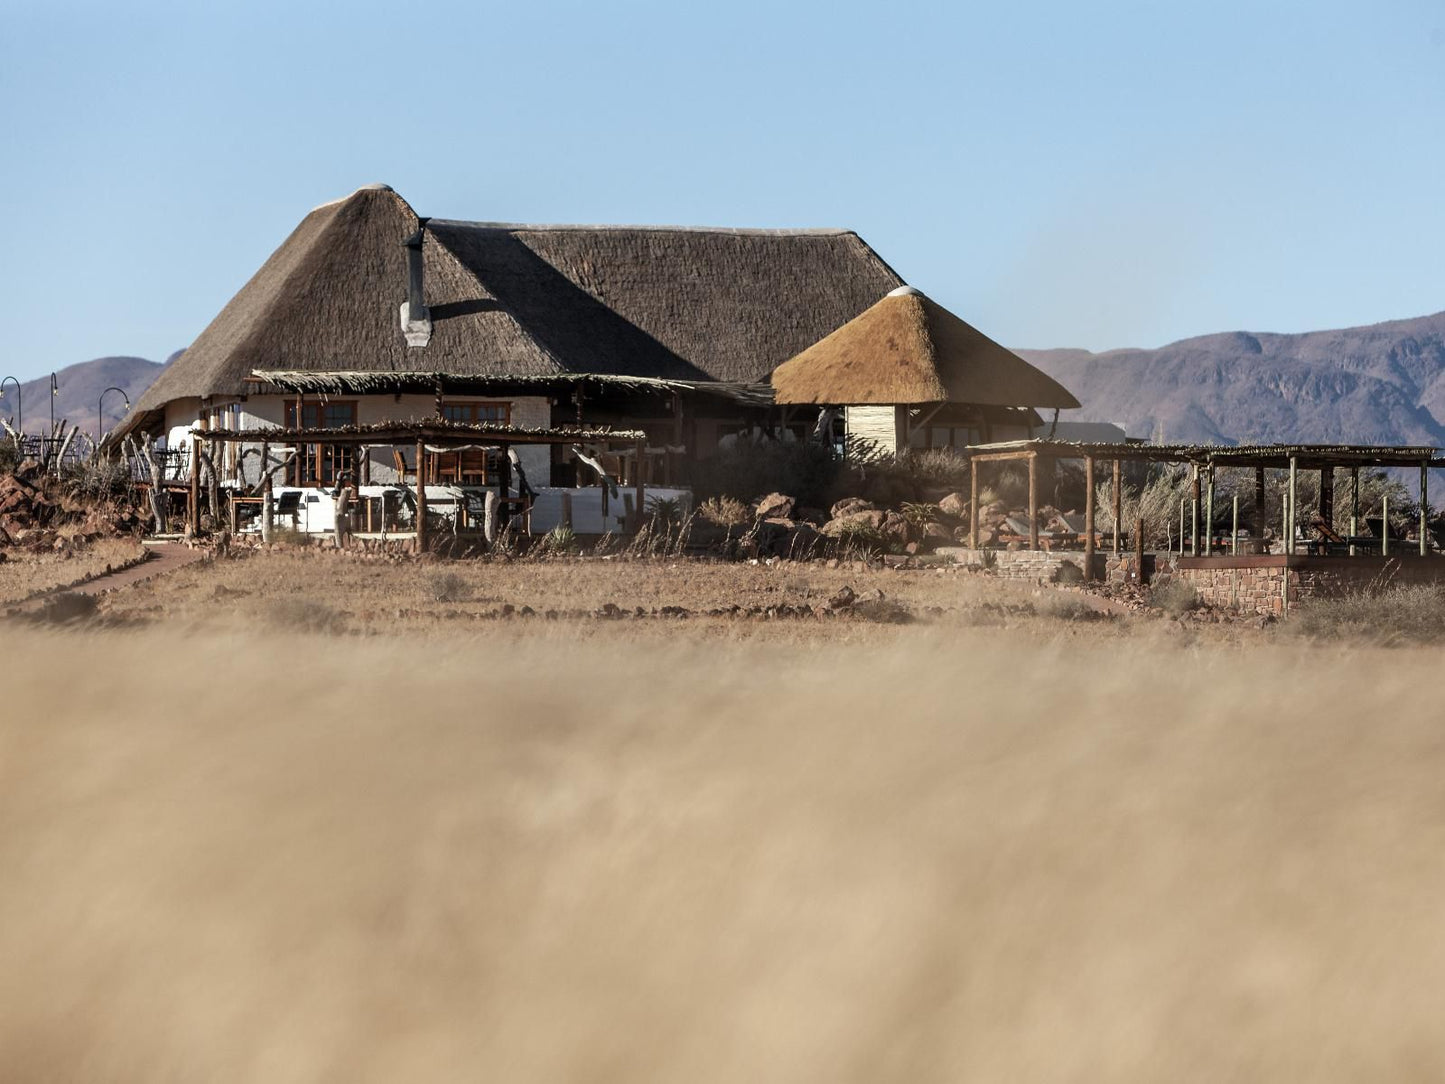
[
  {"x1": 1, "y1": 355, "x2": 172, "y2": 440},
  {"x1": 1017, "y1": 310, "x2": 1445, "y2": 446},
  {"x1": 17, "y1": 307, "x2": 1445, "y2": 448}
]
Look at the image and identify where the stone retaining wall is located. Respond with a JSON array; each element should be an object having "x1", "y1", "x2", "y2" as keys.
[
  {"x1": 937, "y1": 547, "x2": 1101, "y2": 584},
  {"x1": 1172, "y1": 555, "x2": 1445, "y2": 615}
]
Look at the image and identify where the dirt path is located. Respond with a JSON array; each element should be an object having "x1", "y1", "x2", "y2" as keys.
[{"x1": 6, "y1": 543, "x2": 207, "y2": 615}]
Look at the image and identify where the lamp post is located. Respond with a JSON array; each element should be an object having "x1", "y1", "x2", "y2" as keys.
[
  {"x1": 0, "y1": 376, "x2": 19, "y2": 434},
  {"x1": 99, "y1": 386, "x2": 130, "y2": 441}
]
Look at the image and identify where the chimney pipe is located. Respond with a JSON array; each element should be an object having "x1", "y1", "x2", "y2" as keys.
[{"x1": 400, "y1": 218, "x2": 432, "y2": 347}]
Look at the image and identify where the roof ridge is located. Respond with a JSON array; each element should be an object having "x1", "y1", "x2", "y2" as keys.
[{"x1": 428, "y1": 218, "x2": 858, "y2": 237}]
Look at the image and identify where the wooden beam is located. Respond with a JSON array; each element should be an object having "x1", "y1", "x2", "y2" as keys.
[
  {"x1": 1084, "y1": 455, "x2": 1095, "y2": 579},
  {"x1": 1027, "y1": 451, "x2": 1039, "y2": 551},
  {"x1": 415, "y1": 438, "x2": 428, "y2": 553}
]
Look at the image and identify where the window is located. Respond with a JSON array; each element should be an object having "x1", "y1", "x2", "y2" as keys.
[
  {"x1": 284, "y1": 400, "x2": 357, "y2": 486},
  {"x1": 440, "y1": 402, "x2": 509, "y2": 425},
  {"x1": 434, "y1": 402, "x2": 510, "y2": 484}
]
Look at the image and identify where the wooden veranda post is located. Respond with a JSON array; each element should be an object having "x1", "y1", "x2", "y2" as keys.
[
  {"x1": 1190, "y1": 463, "x2": 1200, "y2": 556},
  {"x1": 1350, "y1": 467, "x2": 1360, "y2": 556},
  {"x1": 968, "y1": 456, "x2": 979, "y2": 549},
  {"x1": 1027, "y1": 452, "x2": 1039, "y2": 551},
  {"x1": 1111, "y1": 458, "x2": 1121, "y2": 555},
  {"x1": 1421, "y1": 461, "x2": 1429, "y2": 557},
  {"x1": 188, "y1": 437, "x2": 200, "y2": 535},
  {"x1": 1254, "y1": 467, "x2": 1266, "y2": 541},
  {"x1": 1204, "y1": 463, "x2": 1215, "y2": 556},
  {"x1": 634, "y1": 437, "x2": 646, "y2": 533},
  {"x1": 1084, "y1": 455, "x2": 1096, "y2": 579},
  {"x1": 1287, "y1": 456, "x2": 1298, "y2": 555},
  {"x1": 1320, "y1": 467, "x2": 1335, "y2": 531},
  {"x1": 414, "y1": 438, "x2": 428, "y2": 553}
]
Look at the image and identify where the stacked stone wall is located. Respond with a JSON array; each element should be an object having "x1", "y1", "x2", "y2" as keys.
[{"x1": 940, "y1": 548, "x2": 1100, "y2": 583}]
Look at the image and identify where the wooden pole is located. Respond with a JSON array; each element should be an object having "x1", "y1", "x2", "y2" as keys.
[
  {"x1": 968, "y1": 456, "x2": 979, "y2": 549},
  {"x1": 415, "y1": 438, "x2": 428, "y2": 553},
  {"x1": 1287, "y1": 456, "x2": 1298, "y2": 555},
  {"x1": 1421, "y1": 461, "x2": 1429, "y2": 557},
  {"x1": 1027, "y1": 452, "x2": 1039, "y2": 551},
  {"x1": 1190, "y1": 463, "x2": 1200, "y2": 556},
  {"x1": 1349, "y1": 467, "x2": 1359, "y2": 556},
  {"x1": 634, "y1": 437, "x2": 646, "y2": 533},
  {"x1": 1112, "y1": 459, "x2": 1122, "y2": 555},
  {"x1": 1084, "y1": 455, "x2": 1096, "y2": 579},
  {"x1": 1254, "y1": 466, "x2": 1266, "y2": 540},
  {"x1": 1204, "y1": 463, "x2": 1215, "y2": 556},
  {"x1": 1231, "y1": 494, "x2": 1239, "y2": 555},
  {"x1": 188, "y1": 437, "x2": 200, "y2": 535},
  {"x1": 262, "y1": 475, "x2": 274, "y2": 544},
  {"x1": 1179, "y1": 499, "x2": 1185, "y2": 557},
  {"x1": 1135, "y1": 516, "x2": 1145, "y2": 585},
  {"x1": 1320, "y1": 467, "x2": 1334, "y2": 531},
  {"x1": 561, "y1": 491, "x2": 573, "y2": 531},
  {"x1": 1382, "y1": 493, "x2": 1390, "y2": 557}
]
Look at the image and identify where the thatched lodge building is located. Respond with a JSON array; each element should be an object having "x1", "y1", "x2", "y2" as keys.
[{"x1": 120, "y1": 183, "x2": 1078, "y2": 511}]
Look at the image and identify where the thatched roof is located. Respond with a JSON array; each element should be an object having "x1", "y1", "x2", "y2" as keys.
[
  {"x1": 130, "y1": 184, "x2": 902, "y2": 425},
  {"x1": 770, "y1": 286, "x2": 1081, "y2": 409},
  {"x1": 248, "y1": 369, "x2": 775, "y2": 407},
  {"x1": 197, "y1": 418, "x2": 646, "y2": 446}
]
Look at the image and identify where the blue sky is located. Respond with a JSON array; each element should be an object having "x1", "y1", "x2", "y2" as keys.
[{"x1": 3, "y1": 0, "x2": 1444, "y2": 379}]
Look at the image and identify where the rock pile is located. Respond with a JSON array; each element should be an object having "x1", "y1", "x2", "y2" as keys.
[{"x1": 0, "y1": 470, "x2": 144, "y2": 551}]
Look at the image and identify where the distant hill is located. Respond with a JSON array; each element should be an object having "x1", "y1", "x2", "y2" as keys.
[
  {"x1": 1017, "y1": 310, "x2": 1445, "y2": 446},
  {"x1": 1, "y1": 354, "x2": 173, "y2": 439}
]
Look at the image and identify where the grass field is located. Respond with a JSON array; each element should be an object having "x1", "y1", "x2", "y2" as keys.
[
  {"x1": 2, "y1": 549, "x2": 1444, "y2": 1080},
  {"x1": 0, "y1": 538, "x2": 146, "y2": 604}
]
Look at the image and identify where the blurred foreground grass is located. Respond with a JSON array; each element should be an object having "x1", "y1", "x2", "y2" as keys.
[{"x1": 2, "y1": 628, "x2": 1443, "y2": 1081}]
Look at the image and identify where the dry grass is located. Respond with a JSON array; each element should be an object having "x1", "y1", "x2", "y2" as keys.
[
  {"x1": 93, "y1": 549, "x2": 1154, "y2": 644},
  {"x1": 0, "y1": 538, "x2": 147, "y2": 604},
  {"x1": 2, "y1": 627, "x2": 1444, "y2": 1080}
]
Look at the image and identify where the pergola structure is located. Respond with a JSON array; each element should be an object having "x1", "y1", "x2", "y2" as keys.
[
  {"x1": 192, "y1": 419, "x2": 647, "y2": 548},
  {"x1": 966, "y1": 440, "x2": 1444, "y2": 572}
]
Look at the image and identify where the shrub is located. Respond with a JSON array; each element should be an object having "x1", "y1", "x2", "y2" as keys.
[
  {"x1": 267, "y1": 598, "x2": 346, "y2": 634},
  {"x1": 697, "y1": 496, "x2": 749, "y2": 528},
  {"x1": 1033, "y1": 593, "x2": 1113, "y2": 623},
  {"x1": 829, "y1": 520, "x2": 889, "y2": 558},
  {"x1": 1148, "y1": 579, "x2": 1201, "y2": 615},
  {"x1": 646, "y1": 496, "x2": 684, "y2": 526},
  {"x1": 899, "y1": 502, "x2": 942, "y2": 528},
  {"x1": 538, "y1": 526, "x2": 579, "y2": 556},
  {"x1": 426, "y1": 571, "x2": 468, "y2": 602},
  {"x1": 1287, "y1": 584, "x2": 1445, "y2": 645}
]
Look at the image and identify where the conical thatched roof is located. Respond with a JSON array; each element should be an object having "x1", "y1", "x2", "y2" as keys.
[
  {"x1": 131, "y1": 184, "x2": 903, "y2": 422},
  {"x1": 770, "y1": 286, "x2": 1081, "y2": 409}
]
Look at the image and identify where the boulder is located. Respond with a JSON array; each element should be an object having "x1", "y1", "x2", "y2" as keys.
[
  {"x1": 938, "y1": 491, "x2": 969, "y2": 518},
  {"x1": 755, "y1": 492, "x2": 796, "y2": 520},
  {"x1": 881, "y1": 511, "x2": 910, "y2": 544},
  {"x1": 830, "y1": 497, "x2": 875, "y2": 520}
]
